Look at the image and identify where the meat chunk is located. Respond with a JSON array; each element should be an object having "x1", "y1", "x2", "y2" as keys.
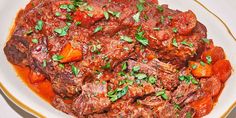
[
  {"x1": 108, "y1": 99, "x2": 153, "y2": 117},
  {"x1": 4, "y1": 35, "x2": 29, "y2": 66},
  {"x1": 172, "y1": 82, "x2": 198, "y2": 104},
  {"x1": 127, "y1": 59, "x2": 179, "y2": 90},
  {"x1": 51, "y1": 96, "x2": 74, "y2": 115},
  {"x1": 72, "y1": 82, "x2": 111, "y2": 116}
]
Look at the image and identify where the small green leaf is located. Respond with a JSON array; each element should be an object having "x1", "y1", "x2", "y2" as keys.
[
  {"x1": 137, "y1": 3, "x2": 144, "y2": 12},
  {"x1": 71, "y1": 65, "x2": 79, "y2": 76},
  {"x1": 202, "y1": 38, "x2": 210, "y2": 44},
  {"x1": 103, "y1": 11, "x2": 109, "y2": 20},
  {"x1": 135, "y1": 31, "x2": 149, "y2": 46},
  {"x1": 174, "y1": 103, "x2": 181, "y2": 110},
  {"x1": 135, "y1": 73, "x2": 147, "y2": 80},
  {"x1": 121, "y1": 62, "x2": 127, "y2": 71},
  {"x1": 181, "y1": 40, "x2": 194, "y2": 48},
  {"x1": 172, "y1": 27, "x2": 178, "y2": 33},
  {"x1": 54, "y1": 26, "x2": 69, "y2": 36},
  {"x1": 172, "y1": 38, "x2": 178, "y2": 47},
  {"x1": 35, "y1": 20, "x2": 44, "y2": 31},
  {"x1": 160, "y1": 16, "x2": 165, "y2": 24},
  {"x1": 120, "y1": 36, "x2": 133, "y2": 43},
  {"x1": 75, "y1": 21, "x2": 81, "y2": 26},
  {"x1": 102, "y1": 62, "x2": 111, "y2": 69},
  {"x1": 108, "y1": 86, "x2": 128, "y2": 102},
  {"x1": 153, "y1": 27, "x2": 161, "y2": 31},
  {"x1": 148, "y1": 76, "x2": 156, "y2": 84},
  {"x1": 200, "y1": 61, "x2": 206, "y2": 66},
  {"x1": 86, "y1": 5, "x2": 93, "y2": 11},
  {"x1": 55, "y1": 12, "x2": 61, "y2": 16},
  {"x1": 58, "y1": 63, "x2": 65, "y2": 68},
  {"x1": 108, "y1": 10, "x2": 120, "y2": 18},
  {"x1": 156, "y1": 90, "x2": 168, "y2": 100},
  {"x1": 192, "y1": 64, "x2": 197, "y2": 69},
  {"x1": 133, "y1": 12, "x2": 141, "y2": 22},
  {"x1": 168, "y1": 16, "x2": 173, "y2": 20},
  {"x1": 32, "y1": 38, "x2": 38, "y2": 44},
  {"x1": 52, "y1": 54, "x2": 64, "y2": 61},
  {"x1": 42, "y1": 59, "x2": 47, "y2": 67},
  {"x1": 132, "y1": 66, "x2": 140, "y2": 72},
  {"x1": 206, "y1": 56, "x2": 212, "y2": 64},
  {"x1": 157, "y1": 5, "x2": 164, "y2": 12},
  {"x1": 94, "y1": 26, "x2": 103, "y2": 33}
]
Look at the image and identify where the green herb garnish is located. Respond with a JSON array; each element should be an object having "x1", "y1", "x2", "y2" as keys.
[
  {"x1": 71, "y1": 65, "x2": 79, "y2": 76},
  {"x1": 120, "y1": 36, "x2": 133, "y2": 43},
  {"x1": 52, "y1": 54, "x2": 64, "y2": 61},
  {"x1": 108, "y1": 86, "x2": 129, "y2": 102},
  {"x1": 35, "y1": 20, "x2": 44, "y2": 31},
  {"x1": 94, "y1": 26, "x2": 103, "y2": 33}
]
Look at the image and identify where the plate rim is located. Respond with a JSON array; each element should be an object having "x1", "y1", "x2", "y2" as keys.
[{"x1": 0, "y1": 0, "x2": 235, "y2": 117}]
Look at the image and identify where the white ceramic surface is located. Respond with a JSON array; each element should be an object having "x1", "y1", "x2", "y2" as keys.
[{"x1": 0, "y1": 0, "x2": 235, "y2": 118}]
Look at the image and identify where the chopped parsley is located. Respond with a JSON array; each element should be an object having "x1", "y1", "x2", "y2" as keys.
[
  {"x1": 186, "y1": 112, "x2": 192, "y2": 118},
  {"x1": 174, "y1": 103, "x2": 181, "y2": 110},
  {"x1": 153, "y1": 27, "x2": 161, "y2": 31},
  {"x1": 133, "y1": 12, "x2": 141, "y2": 22},
  {"x1": 200, "y1": 61, "x2": 206, "y2": 66},
  {"x1": 179, "y1": 75, "x2": 198, "y2": 84},
  {"x1": 132, "y1": 66, "x2": 140, "y2": 72},
  {"x1": 148, "y1": 76, "x2": 156, "y2": 84},
  {"x1": 35, "y1": 20, "x2": 44, "y2": 31},
  {"x1": 71, "y1": 65, "x2": 79, "y2": 76},
  {"x1": 85, "y1": 5, "x2": 93, "y2": 11},
  {"x1": 52, "y1": 54, "x2": 64, "y2": 61},
  {"x1": 135, "y1": 73, "x2": 147, "y2": 80},
  {"x1": 206, "y1": 56, "x2": 212, "y2": 64},
  {"x1": 119, "y1": 79, "x2": 133, "y2": 86},
  {"x1": 137, "y1": 3, "x2": 144, "y2": 12},
  {"x1": 120, "y1": 36, "x2": 133, "y2": 43},
  {"x1": 66, "y1": 14, "x2": 73, "y2": 21},
  {"x1": 102, "y1": 62, "x2": 111, "y2": 69},
  {"x1": 103, "y1": 11, "x2": 109, "y2": 20},
  {"x1": 75, "y1": 21, "x2": 81, "y2": 26},
  {"x1": 42, "y1": 59, "x2": 47, "y2": 67},
  {"x1": 191, "y1": 64, "x2": 197, "y2": 69},
  {"x1": 172, "y1": 38, "x2": 178, "y2": 47},
  {"x1": 181, "y1": 40, "x2": 194, "y2": 48},
  {"x1": 135, "y1": 29, "x2": 149, "y2": 46},
  {"x1": 32, "y1": 38, "x2": 38, "y2": 44},
  {"x1": 54, "y1": 26, "x2": 69, "y2": 36},
  {"x1": 26, "y1": 29, "x2": 33, "y2": 35},
  {"x1": 168, "y1": 16, "x2": 173, "y2": 20},
  {"x1": 172, "y1": 27, "x2": 178, "y2": 33},
  {"x1": 156, "y1": 90, "x2": 168, "y2": 100},
  {"x1": 202, "y1": 38, "x2": 210, "y2": 44},
  {"x1": 60, "y1": 4, "x2": 75, "y2": 12},
  {"x1": 108, "y1": 10, "x2": 120, "y2": 18},
  {"x1": 107, "y1": 86, "x2": 129, "y2": 102},
  {"x1": 160, "y1": 16, "x2": 165, "y2": 24},
  {"x1": 91, "y1": 44, "x2": 101, "y2": 54},
  {"x1": 58, "y1": 63, "x2": 65, "y2": 68},
  {"x1": 94, "y1": 26, "x2": 103, "y2": 33},
  {"x1": 55, "y1": 12, "x2": 61, "y2": 16},
  {"x1": 121, "y1": 62, "x2": 127, "y2": 71},
  {"x1": 88, "y1": 13, "x2": 93, "y2": 17},
  {"x1": 157, "y1": 5, "x2": 164, "y2": 12}
]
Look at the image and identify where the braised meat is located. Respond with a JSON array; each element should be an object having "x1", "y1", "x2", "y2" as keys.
[{"x1": 4, "y1": 0, "x2": 232, "y2": 117}]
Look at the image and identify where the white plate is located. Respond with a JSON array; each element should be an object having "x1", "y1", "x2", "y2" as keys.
[{"x1": 0, "y1": 0, "x2": 235, "y2": 117}]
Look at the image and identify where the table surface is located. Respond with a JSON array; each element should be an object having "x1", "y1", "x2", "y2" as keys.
[{"x1": 0, "y1": 0, "x2": 236, "y2": 118}]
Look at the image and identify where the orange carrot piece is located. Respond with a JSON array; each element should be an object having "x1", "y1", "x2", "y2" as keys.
[
  {"x1": 189, "y1": 61, "x2": 212, "y2": 78},
  {"x1": 59, "y1": 43, "x2": 83, "y2": 63}
]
